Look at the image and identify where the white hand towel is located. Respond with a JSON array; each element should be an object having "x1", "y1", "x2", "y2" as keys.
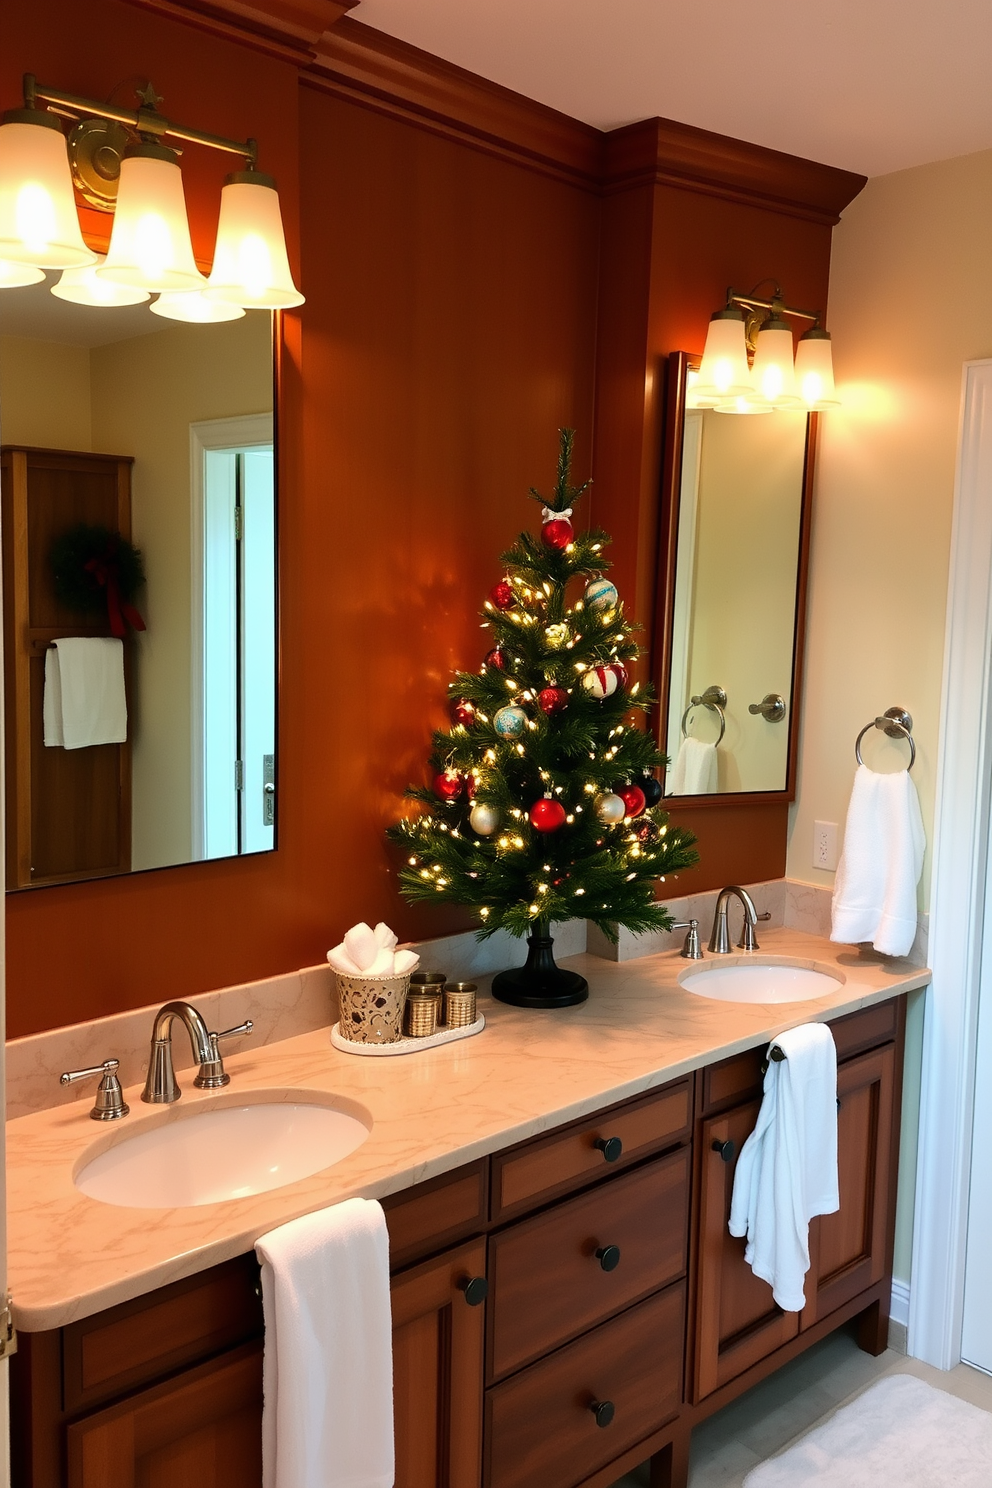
[
  {"x1": 668, "y1": 736, "x2": 718, "y2": 795},
  {"x1": 327, "y1": 943, "x2": 364, "y2": 976},
  {"x1": 43, "y1": 637, "x2": 127, "y2": 750},
  {"x1": 831, "y1": 764, "x2": 925, "y2": 957},
  {"x1": 344, "y1": 922, "x2": 379, "y2": 972},
  {"x1": 373, "y1": 922, "x2": 398, "y2": 951},
  {"x1": 728, "y1": 1022, "x2": 839, "y2": 1312},
  {"x1": 256, "y1": 1197, "x2": 393, "y2": 1488}
]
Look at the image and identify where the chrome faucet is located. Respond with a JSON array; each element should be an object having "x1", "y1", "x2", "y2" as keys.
[
  {"x1": 141, "y1": 1000, "x2": 253, "y2": 1104},
  {"x1": 708, "y1": 886, "x2": 771, "y2": 954}
]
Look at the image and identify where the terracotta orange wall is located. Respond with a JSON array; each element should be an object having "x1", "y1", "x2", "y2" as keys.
[{"x1": 2, "y1": 2, "x2": 600, "y2": 1035}]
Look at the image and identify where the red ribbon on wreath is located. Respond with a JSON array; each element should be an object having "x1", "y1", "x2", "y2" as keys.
[{"x1": 84, "y1": 539, "x2": 146, "y2": 639}]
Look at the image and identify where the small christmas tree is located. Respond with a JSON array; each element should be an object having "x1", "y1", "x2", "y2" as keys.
[{"x1": 389, "y1": 429, "x2": 698, "y2": 1007}]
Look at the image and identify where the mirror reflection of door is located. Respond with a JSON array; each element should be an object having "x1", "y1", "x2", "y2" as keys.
[{"x1": 192, "y1": 417, "x2": 275, "y2": 860}]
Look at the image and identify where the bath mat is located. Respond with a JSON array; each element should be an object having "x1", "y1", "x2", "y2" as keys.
[{"x1": 742, "y1": 1373, "x2": 992, "y2": 1487}]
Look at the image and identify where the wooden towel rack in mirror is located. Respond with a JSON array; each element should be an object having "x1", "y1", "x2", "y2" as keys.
[{"x1": 652, "y1": 351, "x2": 816, "y2": 805}]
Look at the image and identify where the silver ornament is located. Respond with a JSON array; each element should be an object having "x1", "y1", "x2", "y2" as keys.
[
  {"x1": 594, "y1": 791, "x2": 626, "y2": 825},
  {"x1": 469, "y1": 802, "x2": 499, "y2": 836}
]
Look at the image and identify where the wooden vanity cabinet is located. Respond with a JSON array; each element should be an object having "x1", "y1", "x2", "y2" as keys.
[
  {"x1": 10, "y1": 1005, "x2": 907, "y2": 1488},
  {"x1": 689, "y1": 998, "x2": 906, "y2": 1408}
]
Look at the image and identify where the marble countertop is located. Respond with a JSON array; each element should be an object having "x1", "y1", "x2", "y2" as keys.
[{"x1": 6, "y1": 929, "x2": 930, "y2": 1332}]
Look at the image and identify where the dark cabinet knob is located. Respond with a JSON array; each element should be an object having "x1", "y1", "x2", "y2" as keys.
[
  {"x1": 594, "y1": 1136, "x2": 623, "y2": 1163},
  {"x1": 712, "y1": 1138, "x2": 736, "y2": 1163},
  {"x1": 458, "y1": 1276, "x2": 488, "y2": 1306},
  {"x1": 595, "y1": 1244, "x2": 621, "y2": 1272},
  {"x1": 590, "y1": 1400, "x2": 615, "y2": 1428}
]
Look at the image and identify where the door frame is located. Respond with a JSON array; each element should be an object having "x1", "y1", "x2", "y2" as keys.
[
  {"x1": 911, "y1": 358, "x2": 992, "y2": 1367},
  {"x1": 188, "y1": 412, "x2": 274, "y2": 859}
]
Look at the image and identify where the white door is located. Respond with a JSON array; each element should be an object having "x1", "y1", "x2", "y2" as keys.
[{"x1": 961, "y1": 840, "x2": 992, "y2": 1373}]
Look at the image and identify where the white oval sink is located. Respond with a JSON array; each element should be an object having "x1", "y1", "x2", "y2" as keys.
[
  {"x1": 680, "y1": 962, "x2": 843, "y2": 1004},
  {"x1": 75, "y1": 1098, "x2": 371, "y2": 1209}
]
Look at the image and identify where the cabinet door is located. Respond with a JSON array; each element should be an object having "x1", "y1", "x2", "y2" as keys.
[
  {"x1": 392, "y1": 1237, "x2": 486, "y2": 1488},
  {"x1": 802, "y1": 1043, "x2": 896, "y2": 1329},
  {"x1": 65, "y1": 1340, "x2": 262, "y2": 1488},
  {"x1": 693, "y1": 1102, "x2": 799, "y2": 1402}
]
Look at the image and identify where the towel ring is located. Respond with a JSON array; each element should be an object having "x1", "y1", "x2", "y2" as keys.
[
  {"x1": 855, "y1": 706, "x2": 916, "y2": 771},
  {"x1": 681, "y1": 685, "x2": 727, "y2": 746}
]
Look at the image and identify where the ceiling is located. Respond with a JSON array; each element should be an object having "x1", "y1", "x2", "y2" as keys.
[{"x1": 353, "y1": 0, "x2": 992, "y2": 178}]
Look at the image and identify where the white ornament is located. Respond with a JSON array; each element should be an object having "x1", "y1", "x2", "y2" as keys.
[
  {"x1": 469, "y1": 803, "x2": 499, "y2": 836},
  {"x1": 582, "y1": 666, "x2": 619, "y2": 700},
  {"x1": 594, "y1": 791, "x2": 626, "y2": 825},
  {"x1": 585, "y1": 577, "x2": 619, "y2": 614}
]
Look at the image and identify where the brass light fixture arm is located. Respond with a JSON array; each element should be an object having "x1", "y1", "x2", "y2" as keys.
[
  {"x1": 23, "y1": 73, "x2": 258, "y2": 168},
  {"x1": 726, "y1": 283, "x2": 822, "y2": 353}
]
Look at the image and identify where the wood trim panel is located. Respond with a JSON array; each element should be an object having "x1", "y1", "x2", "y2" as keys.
[
  {"x1": 306, "y1": 18, "x2": 604, "y2": 191},
  {"x1": 831, "y1": 998, "x2": 900, "y2": 1063},
  {"x1": 603, "y1": 117, "x2": 866, "y2": 225},
  {"x1": 124, "y1": 0, "x2": 357, "y2": 61},
  {"x1": 383, "y1": 1159, "x2": 488, "y2": 1271}
]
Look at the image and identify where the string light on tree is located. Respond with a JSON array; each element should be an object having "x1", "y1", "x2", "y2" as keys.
[{"x1": 389, "y1": 428, "x2": 698, "y2": 1009}]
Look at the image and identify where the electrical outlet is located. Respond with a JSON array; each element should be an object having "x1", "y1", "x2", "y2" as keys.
[{"x1": 814, "y1": 821, "x2": 839, "y2": 871}]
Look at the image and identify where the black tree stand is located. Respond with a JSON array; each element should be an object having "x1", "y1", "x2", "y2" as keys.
[{"x1": 491, "y1": 919, "x2": 588, "y2": 1008}]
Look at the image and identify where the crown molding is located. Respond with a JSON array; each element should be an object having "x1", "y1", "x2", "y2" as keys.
[
  {"x1": 124, "y1": 0, "x2": 359, "y2": 63},
  {"x1": 603, "y1": 117, "x2": 866, "y2": 226},
  {"x1": 306, "y1": 17, "x2": 604, "y2": 192}
]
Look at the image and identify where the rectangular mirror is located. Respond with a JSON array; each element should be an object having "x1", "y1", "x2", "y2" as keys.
[
  {"x1": 654, "y1": 351, "x2": 815, "y2": 800},
  {"x1": 0, "y1": 277, "x2": 277, "y2": 888}
]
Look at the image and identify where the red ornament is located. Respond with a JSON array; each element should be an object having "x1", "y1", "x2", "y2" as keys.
[
  {"x1": 611, "y1": 662, "x2": 629, "y2": 690},
  {"x1": 538, "y1": 686, "x2": 568, "y2": 716},
  {"x1": 483, "y1": 647, "x2": 507, "y2": 671},
  {"x1": 619, "y1": 784, "x2": 646, "y2": 818},
  {"x1": 489, "y1": 579, "x2": 515, "y2": 610},
  {"x1": 433, "y1": 771, "x2": 463, "y2": 801},
  {"x1": 635, "y1": 817, "x2": 661, "y2": 845},
  {"x1": 530, "y1": 797, "x2": 567, "y2": 833},
  {"x1": 541, "y1": 516, "x2": 574, "y2": 550},
  {"x1": 452, "y1": 699, "x2": 476, "y2": 726}
]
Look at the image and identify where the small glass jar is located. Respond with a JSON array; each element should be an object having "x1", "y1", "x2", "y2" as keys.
[
  {"x1": 443, "y1": 981, "x2": 477, "y2": 1029},
  {"x1": 405, "y1": 971, "x2": 446, "y2": 1037}
]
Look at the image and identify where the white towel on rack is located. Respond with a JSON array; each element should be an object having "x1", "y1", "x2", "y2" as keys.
[
  {"x1": 728, "y1": 1022, "x2": 839, "y2": 1312},
  {"x1": 830, "y1": 764, "x2": 925, "y2": 957},
  {"x1": 668, "y1": 736, "x2": 718, "y2": 794},
  {"x1": 256, "y1": 1197, "x2": 393, "y2": 1488},
  {"x1": 43, "y1": 637, "x2": 127, "y2": 750}
]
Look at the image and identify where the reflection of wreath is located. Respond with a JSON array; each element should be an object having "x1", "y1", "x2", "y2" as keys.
[{"x1": 50, "y1": 525, "x2": 146, "y2": 639}]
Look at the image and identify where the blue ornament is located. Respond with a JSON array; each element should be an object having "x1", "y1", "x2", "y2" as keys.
[
  {"x1": 585, "y1": 577, "x2": 619, "y2": 614},
  {"x1": 494, "y1": 705, "x2": 527, "y2": 739}
]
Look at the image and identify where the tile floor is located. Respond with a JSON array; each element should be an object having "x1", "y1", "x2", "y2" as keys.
[{"x1": 610, "y1": 1324, "x2": 992, "y2": 1487}]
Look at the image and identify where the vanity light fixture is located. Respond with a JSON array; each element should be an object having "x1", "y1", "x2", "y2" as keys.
[
  {"x1": 696, "y1": 282, "x2": 838, "y2": 414},
  {"x1": 52, "y1": 254, "x2": 150, "y2": 306},
  {"x1": 0, "y1": 258, "x2": 44, "y2": 287},
  {"x1": 0, "y1": 74, "x2": 304, "y2": 311},
  {"x1": 150, "y1": 289, "x2": 244, "y2": 323}
]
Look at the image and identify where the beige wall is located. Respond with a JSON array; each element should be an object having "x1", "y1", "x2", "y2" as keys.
[
  {"x1": 91, "y1": 314, "x2": 272, "y2": 870},
  {"x1": 0, "y1": 336, "x2": 92, "y2": 450},
  {"x1": 790, "y1": 146, "x2": 992, "y2": 1282}
]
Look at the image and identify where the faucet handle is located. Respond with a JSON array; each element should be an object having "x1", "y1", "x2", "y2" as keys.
[
  {"x1": 671, "y1": 920, "x2": 703, "y2": 960},
  {"x1": 193, "y1": 1020, "x2": 254, "y2": 1090},
  {"x1": 738, "y1": 911, "x2": 772, "y2": 952},
  {"x1": 60, "y1": 1059, "x2": 129, "y2": 1121}
]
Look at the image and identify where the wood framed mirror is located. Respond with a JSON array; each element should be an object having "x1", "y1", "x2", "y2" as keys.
[{"x1": 652, "y1": 351, "x2": 816, "y2": 805}]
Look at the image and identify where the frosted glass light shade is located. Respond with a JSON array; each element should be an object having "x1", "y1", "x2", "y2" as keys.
[
  {"x1": 794, "y1": 328, "x2": 841, "y2": 409},
  {"x1": 151, "y1": 290, "x2": 245, "y2": 323},
  {"x1": 715, "y1": 390, "x2": 774, "y2": 415},
  {"x1": 0, "y1": 110, "x2": 96, "y2": 269},
  {"x1": 694, "y1": 308, "x2": 752, "y2": 400},
  {"x1": 98, "y1": 145, "x2": 205, "y2": 293},
  {"x1": 750, "y1": 315, "x2": 800, "y2": 406},
  {"x1": 205, "y1": 172, "x2": 303, "y2": 309},
  {"x1": 53, "y1": 255, "x2": 150, "y2": 306},
  {"x1": 0, "y1": 259, "x2": 44, "y2": 287},
  {"x1": 685, "y1": 366, "x2": 720, "y2": 409}
]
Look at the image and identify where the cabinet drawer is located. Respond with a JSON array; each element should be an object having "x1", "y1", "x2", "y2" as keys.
[
  {"x1": 62, "y1": 1256, "x2": 263, "y2": 1413},
  {"x1": 485, "y1": 1282, "x2": 684, "y2": 1488},
  {"x1": 491, "y1": 1078, "x2": 691, "y2": 1220},
  {"x1": 489, "y1": 1147, "x2": 689, "y2": 1381},
  {"x1": 832, "y1": 999, "x2": 900, "y2": 1063},
  {"x1": 383, "y1": 1159, "x2": 488, "y2": 1270}
]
